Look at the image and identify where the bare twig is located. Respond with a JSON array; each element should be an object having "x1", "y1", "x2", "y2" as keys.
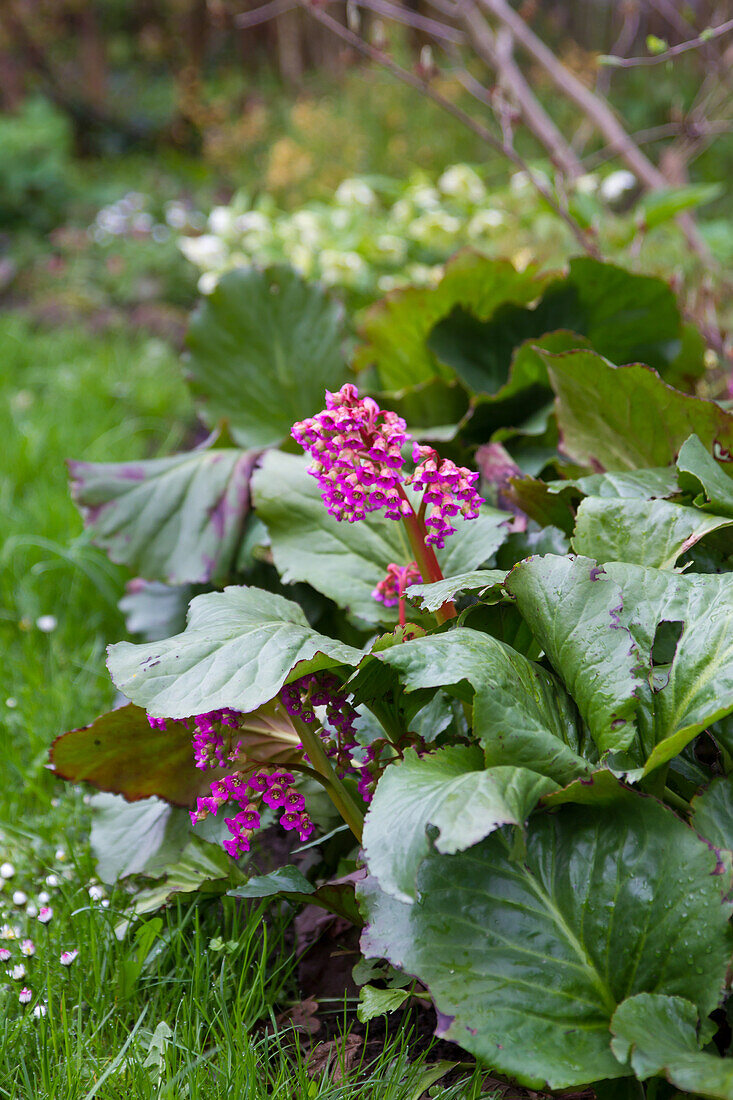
[
  {"x1": 584, "y1": 120, "x2": 733, "y2": 168},
  {"x1": 460, "y1": 1, "x2": 584, "y2": 179},
  {"x1": 346, "y1": 0, "x2": 465, "y2": 44},
  {"x1": 235, "y1": 0, "x2": 297, "y2": 29},
  {"x1": 298, "y1": 0, "x2": 599, "y2": 255},
  {"x1": 601, "y1": 17, "x2": 733, "y2": 68}
]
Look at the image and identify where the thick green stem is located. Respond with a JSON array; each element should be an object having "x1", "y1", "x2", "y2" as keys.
[
  {"x1": 398, "y1": 490, "x2": 456, "y2": 624},
  {"x1": 291, "y1": 713, "x2": 364, "y2": 842}
]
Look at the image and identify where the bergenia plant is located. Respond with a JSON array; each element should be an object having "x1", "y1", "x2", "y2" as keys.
[{"x1": 53, "y1": 258, "x2": 733, "y2": 1097}]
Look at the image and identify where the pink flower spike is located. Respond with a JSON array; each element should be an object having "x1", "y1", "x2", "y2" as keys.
[
  {"x1": 19, "y1": 988, "x2": 32, "y2": 1005},
  {"x1": 37, "y1": 907, "x2": 53, "y2": 925},
  {"x1": 20, "y1": 940, "x2": 35, "y2": 957},
  {"x1": 60, "y1": 950, "x2": 78, "y2": 967}
]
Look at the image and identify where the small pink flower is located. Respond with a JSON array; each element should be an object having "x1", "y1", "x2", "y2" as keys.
[
  {"x1": 60, "y1": 950, "x2": 78, "y2": 967},
  {"x1": 20, "y1": 940, "x2": 35, "y2": 957},
  {"x1": 18, "y1": 987, "x2": 32, "y2": 1005},
  {"x1": 0, "y1": 948, "x2": 11, "y2": 962},
  {"x1": 37, "y1": 907, "x2": 53, "y2": 924}
]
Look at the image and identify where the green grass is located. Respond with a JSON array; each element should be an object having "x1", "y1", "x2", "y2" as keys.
[{"x1": 0, "y1": 313, "x2": 497, "y2": 1098}]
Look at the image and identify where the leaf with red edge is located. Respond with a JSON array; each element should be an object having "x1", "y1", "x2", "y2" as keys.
[{"x1": 50, "y1": 701, "x2": 303, "y2": 808}]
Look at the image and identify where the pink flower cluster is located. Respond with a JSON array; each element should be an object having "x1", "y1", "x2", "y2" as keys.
[
  {"x1": 190, "y1": 769, "x2": 313, "y2": 856},
  {"x1": 291, "y1": 386, "x2": 485, "y2": 555},
  {"x1": 372, "y1": 562, "x2": 422, "y2": 608},
  {"x1": 409, "y1": 444, "x2": 484, "y2": 548},
  {"x1": 280, "y1": 674, "x2": 381, "y2": 803},
  {"x1": 191, "y1": 710, "x2": 241, "y2": 769},
  {"x1": 281, "y1": 673, "x2": 360, "y2": 779},
  {"x1": 291, "y1": 384, "x2": 411, "y2": 523}
]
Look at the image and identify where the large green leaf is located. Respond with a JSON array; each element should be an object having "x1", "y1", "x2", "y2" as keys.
[
  {"x1": 546, "y1": 467, "x2": 680, "y2": 500},
  {"x1": 677, "y1": 434, "x2": 733, "y2": 519},
  {"x1": 691, "y1": 776, "x2": 733, "y2": 852},
  {"x1": 228, "y1": 866, "x2": 361, "y2": 922},
  {"x1": 356, "y1": 253, "x2": 555, "y2": 391},
  {"x1": 107, "y1": 587, "x2": 362, "y2": 718},
  {"x1": 602, "y1": 563, "x2": 733, "y2": 773},
  {"x1": 611, "y1": 993, "x2": 733, "y2": 1098},
  {"x1": 185, "y1": 266, "x2": 346, "y2": 449},
  {"x1": 69, "y1": 446, "x2": 258, "y2": 585},
  {"x1": 408, "y1": 570, "x2": 506, "y2": 613},
  {"x1": 506, "y1": 555, "x2": 642, "y2": 754},
  {"x1": 544, "y1": 350, "x2": 733, "y2": 470},
  {"x1": 374, "y1": 629, "x2": 592, "y2": 785},
  {"x1": 360, "y1": 792, "x2": 733, "y2": 1090},
  {"x1": 363, "y1": 746, "x2": 557, "y2": 902},
  {"x1": 572, "y1": 497, "x2": 733, "y2": 569},
  {"x1": 252, "y1": 451, "x2": 508, "y2": 623},
  {"x1": 90, "y1": 794, "x2": 192, "y2": 883}
]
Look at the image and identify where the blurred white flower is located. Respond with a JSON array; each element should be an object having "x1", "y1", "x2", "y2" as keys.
[
  {"x1": 408, "y1": 210, "x2": 461, "y2": 245},
  {"x1": 290, "y1": 210, "x2": 322, "y2": 247},
  {"x1": 88, "y1": 885, "x2": 105, "y2": 901},
  {"x1": 18, "y1": 988, "x2": 32, "y2": 1005},
  {"x1": 286, "y1": 244, "x2": 314, "y2": 276},
  {"x1": 0, "y1": 864, "x2": 15, "y2": 880},
  {"x1": 37, "y1": 907, "x2": 53, "y2": 925},
  {"x1": 45, "y1": 875, "x2": 59, "y2": 888},
  {"x1": 10, "y1": 964, "x2": 25, "y2": 980},
  {"x1": 20, "y1": 940, "x2": 35, "y2": 956},
  {"x1": 36, "y1": 615, "x2": 57, "y2": 633},
  {"x1": 600, "y1": 169, "x2": 636, "y2": 203},
  {"x1": 33, "y1": 1004, "x2": 47, "y2": 1018},
  {"x1": 409, "y1": 184, "x2": 440, "y2": 211},
  {"x1": 438, "y1": 164, "x2": 486, "y2": 204},
  {"x1": 55, "y1": 849, "x2": 66, "y2": 862},
  {"x1": 25, "y1": 905, "x2": 38, "y2": 919},
  {"x1": 197, "y1": 272, "x2": 219, "y2": 296},
  {"x1": 179, "y1": 234, "x2": 227, "y2": 269},
  {"x1": 334, "y1": 178, "x2": 377, "y2": 208},
  {"x1": 209, "y1": 206, "x2": 235, "y2": 236},
  {"x1": 60, "y1": 950, "x2": 78, "y2": 966},
  {"x1": 575, "y1": 173, "x2": 599, "y2": 194},
  {"x1": 12, "y1": 891, "x2": 27, "y2": 907},
  {"x1": 468, "y1": 209, "x2": 505, "y2": 238},
  {"x1": 37, "y1": 892, "x2": 50, "y2": 905},
  {"x1": 319, "y1": 250, "x2": 367, "y2": 287},
  {"x1": 390, "y1": 198, "x2": 413, "y2": 225},
  {"x1": 407, "y1": 263, "x2": 443, "y2": 287},
  {"x1": 165, "y1": 201, "x2": 189, "y2": 229},
  {"x1": 374, "y1": 234, "x2": 407, "y2": 263}
]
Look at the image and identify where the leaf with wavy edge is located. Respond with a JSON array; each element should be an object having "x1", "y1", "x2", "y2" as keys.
[
  {"x1": 544, "y1": 349, "x2": 733, "y2": 470},
  {"x1": 50, "y1": 700, "x2": 302, "y2": 807},
  {"x1": 677, "y1": 433, "x2": 733, "y2": 519},
  {"x1": 408, "y1": 570, "x2": 506, "y2": 613},
  {"x1": 602, "y1": 563, "x2": 733, "y2": 774},
  {"x1": 185, "y1": 266, "x2": 346, "y2": 449},
  {"x1": 363, "y1": 746, "x2": 557, "y2": 902},
  {"x1": 611, "y1": 994, "x2": 733, "y2": 1098},
  {"x1": 573, "y1": 497, "x2": 733, "y2": 569},
  {"x1": 691, "y1": 776, "x2": 733, "y2": 853},
  {"x1": 359, "y1": 790, "x2": 733, "y2": 1090},
  {"x1": 107, "y1": 586, "x2": 363, "y2": 718},
  {"x1": 374, "y1": 628, "x2": 592, "y2": 785},
  {"x1": 69, "y1": 446, "x2": 258, "y2": 585},
  {"x1": 506, "y1": 555, "x2": 642, "y2": 755}
]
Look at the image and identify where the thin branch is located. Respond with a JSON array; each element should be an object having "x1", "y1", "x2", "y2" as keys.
[
  {"x1": 347, "y1": 0, "x2": 465, "y2": 44},
  {"x1": 299, "y1": 0, "x2": 599, "y2": 256},
  {"x1": 601, "y1": 17, "x2": 733, "y2": 68},
  {"x1": 235, "y1": 0, "x2": 297, "y2": 29},
  {"x1": 584, "y1": 120, "x2": 733, "y2": 168},
  {"x1": 460, "y1": 0, "x2": 584, "y2": 180}
]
